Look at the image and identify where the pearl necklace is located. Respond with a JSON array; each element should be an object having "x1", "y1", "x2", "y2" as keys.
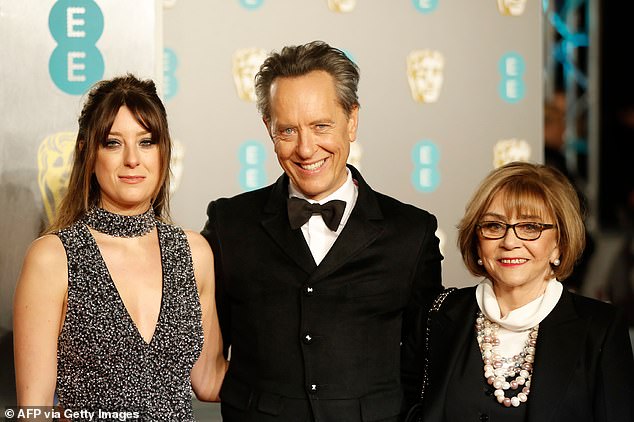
[{"x1": 476, "y1": 311, "x2": 539, "y2": 408}]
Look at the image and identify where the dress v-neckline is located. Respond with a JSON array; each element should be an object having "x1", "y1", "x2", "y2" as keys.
[{"x1": 84, "y1": 223, "x2": 165, "y2": 346}]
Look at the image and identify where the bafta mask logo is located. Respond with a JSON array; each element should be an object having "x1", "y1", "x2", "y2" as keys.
[
  {"x1": 327, "y1": 0, "x2": 356, "y2": 13},
  {"x1": 347, "y1": 141, "x2": 363, "y2": 170},
  {"x1": 407, "y1": 50, "x2": 445, "y2": 104},
  {"x1": 233, "y1": 48, "x2": 268, "y2": 102},
  {"x1": 170, "y1": 139, "x2": 185, "y2": 194},
  {"x1": 497, "y1": 0, "x2": 527, "y2": 16},
  {"x1": 38, "y1": 132, "x2": 76, "y2": 223},
  {"x1": 493, "y1": 138, "x2": 531, "y2": 168}
]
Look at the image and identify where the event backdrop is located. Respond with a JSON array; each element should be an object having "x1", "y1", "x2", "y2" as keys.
[
  {"x1": 162, "y1": 0, "x2": 541, "y2": 286},
  {"x1": 0, "y1": 0, "x2": 540, "y2": 399}
]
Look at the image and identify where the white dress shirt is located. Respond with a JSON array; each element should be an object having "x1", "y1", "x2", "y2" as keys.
[{"x1": 288, "y1": 169, "x2": 358, "y2": 265}]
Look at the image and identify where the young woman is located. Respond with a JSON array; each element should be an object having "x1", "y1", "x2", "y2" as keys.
[{"x1": 14, "y1": 75, "x2": 227, "y2": 420}]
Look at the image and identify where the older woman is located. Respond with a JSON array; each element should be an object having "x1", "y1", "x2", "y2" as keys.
[
  {"x1": 14, "y1": 75, "x2": 227, "y2": 420},
  {"x1": 419, "y1": 162, "x2": 633, "y2": 422}
]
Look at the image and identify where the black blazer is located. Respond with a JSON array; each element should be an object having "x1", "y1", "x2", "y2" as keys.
[
  {"x1": 422, "y1": 286, "x2": 634, "y2": 422},
  {"x1": 202, "y1": 165, "x2": 443, "y2": 422}
]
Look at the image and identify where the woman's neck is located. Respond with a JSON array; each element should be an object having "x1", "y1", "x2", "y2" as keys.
[{"x1": 98, "y1": 200, "x2": 152, "y2": 216}]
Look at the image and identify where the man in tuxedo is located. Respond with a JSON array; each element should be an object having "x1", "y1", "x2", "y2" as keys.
[{"x1": 202, "y1": 40, "x2": 443, "y2": 422}]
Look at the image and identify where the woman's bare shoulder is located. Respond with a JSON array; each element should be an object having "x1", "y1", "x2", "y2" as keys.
[
  {"x1": 20, "y1": 234, "x2": 67, "y2": 283},
  {"x1": 184, "y1": 230, "x2": 214, "y2": 259}
]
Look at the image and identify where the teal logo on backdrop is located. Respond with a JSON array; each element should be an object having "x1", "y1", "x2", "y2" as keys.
[
  {"x1": 239, "y1": 141, "x2": 267, "y2": 191},
  {"x1": 239, "y1": 0, "x2": 264, "y2": 10},
  {"x1": 49, "y1": 0, "x2": 104, "y2": 95},
  {"x1": 498, "y1": 52, "x2": 526, "y2": 103},
  {"x1": 411, "y1": 140, "x2": 440, "y2": 192},
  {"x1": 163, "y1": 48, "x2": 179, "y2": 101},
  {"x1": 341, "y1": 49, "x2": 356, "y2": 63},
  {"x1": 412, "y1": 0, "x2": 439, "y2": 13}
]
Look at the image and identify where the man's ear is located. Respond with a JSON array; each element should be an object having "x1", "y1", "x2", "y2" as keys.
[{"x1": 347, "y1": 105, "x2": 359, "y2": 142}]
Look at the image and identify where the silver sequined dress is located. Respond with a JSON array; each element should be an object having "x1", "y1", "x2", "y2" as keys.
[{"x1": 55, "y1": 219, "x2": 203, "y2": 421}]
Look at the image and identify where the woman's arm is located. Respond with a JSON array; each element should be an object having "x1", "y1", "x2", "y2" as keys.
[
  {"x1": 13, "y1": 235, "x2": 68, "y2": 405},
  {"x1": 186, "y1": 231, "x2": 228, "y2": 402}
]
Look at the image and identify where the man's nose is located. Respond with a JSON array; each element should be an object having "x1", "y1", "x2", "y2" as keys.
[{"x1": 296, "y1": 130, "x2": 316, "y2": 158}]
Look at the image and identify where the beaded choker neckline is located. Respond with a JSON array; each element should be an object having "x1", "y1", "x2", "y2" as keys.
[{"x1": 84, "y1": 206, "x2": 156, "y2": 238}]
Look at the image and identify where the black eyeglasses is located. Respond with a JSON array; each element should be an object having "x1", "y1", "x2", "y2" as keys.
[{"x1": 477, "y1": 221, "x2": 556, "y2": 241}]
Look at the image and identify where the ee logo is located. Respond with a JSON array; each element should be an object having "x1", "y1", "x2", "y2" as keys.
[
  {"x1": 239, "y1": 0, "x2": 264, "y2": 10},
  {"x1": 341, "y1": 49, "x2": 356, "y2": 64},
  {"x1": 49, "y1": 0, "x2": 104, "y2": 95},
  {"x1": 239, "y1": 141, "x2": 267, "y2": 191},
  {"x1": 163, "y1": 48, "x2": 179, "y2": 101},
  {"x1": 498, "y1": 52, "x2": 526, "y2": 103},
  {"x1": 411, "y1": 140, "x2": 440, "y2": 193},
  {"x1": 412, "y1": 0, "x2": 439, "y2": 14}
]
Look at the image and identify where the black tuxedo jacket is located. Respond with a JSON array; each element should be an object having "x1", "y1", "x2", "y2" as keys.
[
  {"x1": 201, "y1": 165, "x2": 443, "y2": 422},
  {"x1": 421, "y1": 286, "x2": 634, "y2": 422}
]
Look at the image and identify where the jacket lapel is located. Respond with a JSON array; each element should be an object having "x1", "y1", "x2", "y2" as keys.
[
  {"x1": 261, "y1": 174, "x2": 317, "y2": 274},
  {"x1": 309, "y1": 166, "x2": 384, "y2": 283},
  {"x1": 261, "y1": 166, "x2": 385, "y2": 281},
  {"x1": 527, "y1": 289, "x2": 589, "y2": 422}
]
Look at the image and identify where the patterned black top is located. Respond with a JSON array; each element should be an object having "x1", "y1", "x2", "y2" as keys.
[{"x1": 55, "y1": 218, "x2": 203, "y2": 421}]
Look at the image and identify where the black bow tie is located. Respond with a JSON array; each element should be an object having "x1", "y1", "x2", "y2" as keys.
[{"x1": 287, "y1": 197, "x2": 346, "y2": 231}]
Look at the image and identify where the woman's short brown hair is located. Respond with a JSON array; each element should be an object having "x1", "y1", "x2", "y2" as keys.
[{"x1": 457, "y1": 162, "x2": 585, "y2": 281}]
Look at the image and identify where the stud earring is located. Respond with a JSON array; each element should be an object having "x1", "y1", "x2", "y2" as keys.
[
  {"x1": 553, "y1": 258, "x2": 561, "y2": 267},
  {"x1": 477, "y1": 259, "x2": 483, "y2": 266}
]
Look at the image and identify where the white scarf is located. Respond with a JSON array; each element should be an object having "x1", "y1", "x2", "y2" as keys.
[{"x1": 475, "y1": 278, "x2": 563, "y2": 357}]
